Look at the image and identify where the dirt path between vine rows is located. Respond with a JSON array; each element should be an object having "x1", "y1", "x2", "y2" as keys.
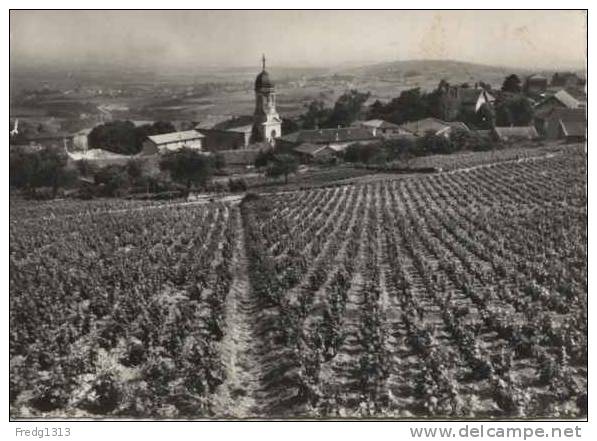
[{"x1": 211, "y1": 206, "x2": 263, "y2": 418}]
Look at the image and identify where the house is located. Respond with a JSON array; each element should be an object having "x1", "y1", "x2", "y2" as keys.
[
  {"x1": 535, "y1": 89, "x2": 584, "y2": 118},
  {"x1": 399, "y1": 117, "x2": 469, "y2": 138},
  {"x1": 358, "y1": 119, "x2": 411, "y2": 137},
  {"x1": 198, "y1": 123, "x2": 254, "y2": 151},
  {"x1": 437, "y1": 82, "x2": 495, "y2": 120},
  {"x1": 139, "y1": 130, "x2": 204, "y2": 155},
  {"x1": 535, "y1": 108, "x2": 586, "y2": 139},
  {"x1": 277, "y1": 127, "x2": 378, "y2": 153},
  {"x1": 492, "y1": 126, "x2": 539, "y2": 142},
  {"x1": 292, "y1": 143, "x2": 336, "y2": 163},
  {"x1": 72, "y1": 128, "x2": 92, "y2": 151},
  {"x1": 524, "y1": 74, "x2": 548, "y2": 95},
  {"x1": 558, "y1": 118, "x2": 586, "y2": 143}
]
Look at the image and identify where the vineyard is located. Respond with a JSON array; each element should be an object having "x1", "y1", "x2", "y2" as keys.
[{"x1": 10, "y1": 148, "x2": 587, "y2": 419}]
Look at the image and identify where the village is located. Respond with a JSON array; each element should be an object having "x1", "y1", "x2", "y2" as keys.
[{"x1": 9, "y1": 56, "x2": 587, "y2": 199}]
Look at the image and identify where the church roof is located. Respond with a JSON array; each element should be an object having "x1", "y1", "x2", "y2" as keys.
[
  {"x1": 255, "y1": 54, "x2": 274, "y2": 90},
  {"x1": 255, "y1": 70, "x2": 274, "y2": 91}
]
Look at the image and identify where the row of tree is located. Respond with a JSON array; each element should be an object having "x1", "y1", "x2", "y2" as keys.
[
  {"x1": 9, "y1": 146, "x2": 227, "y2": 199},
  {"x1": 343, "y1": 129, "x2": 496, "y2": 168},
  {"x1": 287, "y1": 73, "x2": 536, "y2": 135}
]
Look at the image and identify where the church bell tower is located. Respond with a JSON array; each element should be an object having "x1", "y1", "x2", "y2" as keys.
[{"x1": 252, "y1": 55, "x2": 282, "y2": 144}]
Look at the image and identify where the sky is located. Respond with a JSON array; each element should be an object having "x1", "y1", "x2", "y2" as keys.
[{"x1": 10, "y1": 10, "x2": 587, "y2": 71}]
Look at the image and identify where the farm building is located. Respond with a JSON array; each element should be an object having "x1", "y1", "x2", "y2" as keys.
[
  {"x1": 292, "y1": 143, "x2": 336, "y2": 163},
  {"x1": 558, "y1": 119, "x2": 586, "y2": 143},
  {"x1": 72, "y1": 128, "x2": 92, "y2": 151},
  {"x1": 492, "y1": 126, "x2": 539, "y2": 142},
  {"x1": 400, "y1": 117, "x2": 469, "y2": 138},
  {"x1": 534, "y1": 89, "x2": 585, "y2": 118},
  {"x1": 535, "y1": 108, "x2": 586, "y2": 140},
  {"x1": 140, "y1": 130, "x2": 204, "y2": 155},
  {"x1": 198, "y1": 123, "x2": 253, "y2": 151},
  {"x1": 357, "y1": 119, "x2": 411, "y2": 137},
  {"x1": 277, "y1": 127, "x2": 378, "y2": 153}
]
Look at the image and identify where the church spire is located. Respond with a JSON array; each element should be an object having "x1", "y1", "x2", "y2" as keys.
[{"x1": 262, "y1": 54, "x2": 266, "y2": 71}]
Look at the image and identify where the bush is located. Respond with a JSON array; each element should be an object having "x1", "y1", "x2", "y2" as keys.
[
  {"x1": 228, "y1": 178, "x2": 248, "y2": 192},
  {"x1": 82, "y1": 372, "x2": 122, "y2": 414},
  {"x1": 94, "y1": 165, "x2": 130, "y2": 197}
]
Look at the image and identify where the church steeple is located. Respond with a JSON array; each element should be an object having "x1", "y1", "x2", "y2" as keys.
[{"x1": 252, "y1": 54, "x2": 281, "y2": 145}]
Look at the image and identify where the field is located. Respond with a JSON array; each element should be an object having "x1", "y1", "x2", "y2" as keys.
[{"x1": 9, "y1": 148, "x2": 587, "y2": 419}]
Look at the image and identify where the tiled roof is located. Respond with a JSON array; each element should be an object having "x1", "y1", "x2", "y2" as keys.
[
  {"x1": 280, "y1": 127, "x2": 377, "y2": 144},
  {"x1": 226, "y1": 125, "x2": 254, "y2": 134},
  {"x1": 147, "y1": 130, "x2": 204, "y2": 145},
  {"x1": 538, "y1": 89, "x2": 581, "y2": 110},
  {"x1": 360, "y1": 119, "x2": 402, "y2": 130}
]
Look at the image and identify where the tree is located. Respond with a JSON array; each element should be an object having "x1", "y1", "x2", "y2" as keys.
[
  {"x1": 343, "y1": 143, "x2": 381, "y2": 165},
  {"x1": 501, "y1": 74, "x2": 522, "y2": 94},
  {"x1": 89, "y1": 120, "x2": 176, "y2": 155},
  {"x1": 75, "y1": 159, "x2": 98, "y2": 177},
  {"x1": 254, "y1": 149, "x2": 275, "y2": 169},
  {"x1": 94, "y1": 165, "x2": 130, "y2": 197},
  {"x1": 88, "y1": 120, "x2": 138, "y2": 154},
  {"x1": 381, "y1": 136, "x2": 417, "y2": 165},
  {"x1": 282, "y1": 118, "x2": 300, "y2": 135},
  {"x1": 300, "y1": 100, "x2": 332, "y2": 130},
  {"x1": 495, "y1": 95, "x2": 534, "y2": 126},
  {"x1": 366, "y1": 88, "x2": 434, "y2": 125},
  {"x1": 326, "y1": 90, "x2": 370, "y2": 128},
  {"x1": 126, "y1": 159, "x2": 144, "y2": 183},
  {"x1": 265, "y1": 154, "x2": 299, "y2": 184},
  {"x1": 159, "y1": 148, "x2": 215, "y2": 194},
  {"x1": 213, "y1": 152, "x2": 226, "y2": 170},
  {"x1": 416, "y1": 131, "x2": 455, "y2": 155},
  {"x1": 10, "y1": 146, "x2": 76, "y2": 197}
]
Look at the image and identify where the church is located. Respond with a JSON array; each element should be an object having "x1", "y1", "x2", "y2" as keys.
[{"x1": 198, "y1": 55, "x2": 282, "y2": 151}]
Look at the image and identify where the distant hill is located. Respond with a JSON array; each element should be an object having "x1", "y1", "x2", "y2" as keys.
[{"x1": 336, "y1": 59, "x2": 538, "y2": 86}]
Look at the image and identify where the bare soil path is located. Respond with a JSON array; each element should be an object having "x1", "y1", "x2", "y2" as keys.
[{"x1": 211, "y1": 206, "x2": 262, "y2": 418}]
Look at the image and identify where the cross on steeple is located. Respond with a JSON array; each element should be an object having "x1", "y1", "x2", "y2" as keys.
[{"x1": 262, "y1": 54, "x2": 266, "y2": 71}]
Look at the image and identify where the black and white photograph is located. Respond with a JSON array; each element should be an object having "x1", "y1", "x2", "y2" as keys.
[{"x1": 8, "y1": 8, "x2": 588, "y2": 424}]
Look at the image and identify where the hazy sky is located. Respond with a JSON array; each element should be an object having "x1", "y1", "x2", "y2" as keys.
[{"x1": 10, "y1": 10, "x2": 587, "y2": 70}]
